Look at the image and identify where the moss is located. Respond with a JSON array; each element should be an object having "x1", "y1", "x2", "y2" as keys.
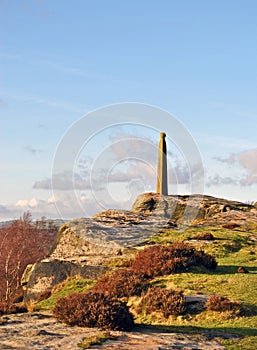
[
  {"x1": 36, "y1": 278, "x2": 96, "y2": 311},
  {"x1": 77, "y1": 332, "x2": 118, "y2": 349}
]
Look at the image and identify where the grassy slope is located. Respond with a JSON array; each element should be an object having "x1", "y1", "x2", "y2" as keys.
[
  {"x1": 36, "y1": 278, "x2": 96, "y2": 311},
  {"x1": 35, "y1": 225, "x2": 257, "y2": 349},
  {"x1": 145, "y1": 226, "x2": 257, "y2": 349}
]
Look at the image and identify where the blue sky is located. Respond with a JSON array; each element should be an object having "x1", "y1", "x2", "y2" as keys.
[{"x1": 1, "y1": 0, "x2": 257, "y2": 220}]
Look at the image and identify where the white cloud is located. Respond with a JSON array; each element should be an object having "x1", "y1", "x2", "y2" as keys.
[
  {"x1": 237, "y1": 148, "x2": 257, "y2": 186},
  {"x1": 15, "y1": 200, "x2": 28, "y2": 207},
  {"x1": 107, "y1": 133, "x2": 191, "y2": 186},
  {"x1": 47, "y1": 195, "x2": 57, "y2": 204},
  {"x1": 109, "y1": 133, "x2": 157, "y2": 163},
  {"x1": 79, "y1": 194, "x2": 87, "y2": 203},
  {"x1": 108, "y1": 160, "x2": 155, "y2": 184},
  {"x1": 29, "y1": 198, "x2": 39, "y2": 207},
  {"x1": 214, "y1": 148, "x2": 257, "y2": 186},
  {"x1": 2, "y1": 193, "x2": 101, "y2": 220},
  {"x1": 15, "y1": 198, "x2": 39, "y2": 208},
  {"x1": 169, "y1": 160, "x2": 190, "y2": 185},
  {"x1": 206, "y1": 174, "x2": 238, "y2": 187},
  {"x1": 33, "y1": 171, "x2": 92, "y2": 191}
]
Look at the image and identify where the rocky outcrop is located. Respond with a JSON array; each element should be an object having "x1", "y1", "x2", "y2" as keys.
[
  {"x1": 50, "y1": 211, "x2": 162, "y2": 262},
  {"x1": 23, "y1": 208, "x2": 175, "y2": 300},
  {"x1": 23, "y1": 193, "x2": 256, "y2": 301},
  {"x1": 132, "y1": 192, "x2": 256, "y2": 224},
  {"x1": 22, "y1": 261, "x2": 108, "y2": 301}
]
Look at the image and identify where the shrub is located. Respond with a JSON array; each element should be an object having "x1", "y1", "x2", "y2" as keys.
[
  {"x1": 93, "y1": 268, "x2": 150, "y2": 298},
  {"x1": 238, "y1": 266, "x2": 249, "y2": 273},
  {"x1": 195, "y1": 251, "x2": 217, "y2": 270},
  {"x1": 130, "y1": 242, "x2": 217, "y2": 278},
  {"x1": 138, "y1": 287, "x2": 185, "y2": 318},
  {"x1": 53, "y1": 291, "x2": 134, "y2": 331},
  {"x1": 192, "y1": 232, "x2": 214, "y2": 240},
  {"x1": 222, "y1": 223, "x2": 240, "y2": 229},
  {"x1": 0, "y1": 301, "x2": 27, "y2": 315},
  {"x1": 205, "y1": 295, "x2": 242, "y2": 315}
]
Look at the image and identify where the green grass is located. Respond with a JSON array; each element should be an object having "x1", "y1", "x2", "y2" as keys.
[
  {"x1": 77, "y1": 332, "x2": 117, "y2": 349},
  {"x1": 103, "y1": 256, "x2": 132, "y2": 268},
  {"x1": 131, "y1": 225, "x2": 257, "y2": 346},
  {"x1": 149, "y1": 226, "x2": 195, "y2": 243},
  {"x1": 36, "y1": 224, "x2": 257, "y2": 348},
  {"x1": 151, "y1": 226, "x2": 257, "y2": 262},
  {"x1": 153, "y1": 270, "x2": 257, "y2": 302},
  {"x1": 222, "y1": 336, "x2": 257, "y2": 350},
  {"x1": 36, "y1": 277, "x2": 96, "y2": 311}
]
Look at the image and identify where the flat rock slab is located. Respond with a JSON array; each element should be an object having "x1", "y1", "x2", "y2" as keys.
[
  {"x1": 96, "y1": 331, "x2": 227, "y2": 350},
  {"x1": 0, "y1": 313, "x2": 230, "y2": 350}
]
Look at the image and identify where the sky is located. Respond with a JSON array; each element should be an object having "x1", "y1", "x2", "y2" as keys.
[{"x1": 1, "y1": 0, "x2": 257, "y2": 220}]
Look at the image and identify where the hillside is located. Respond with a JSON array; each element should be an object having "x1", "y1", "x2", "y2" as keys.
[{"x1": 1, "y1": 193, "x2": 257, "y2": 349}]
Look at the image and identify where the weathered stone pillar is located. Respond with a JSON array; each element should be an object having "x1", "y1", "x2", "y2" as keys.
[{"x1": 156, "y1": 132, "x2": 168, "y2": 195}]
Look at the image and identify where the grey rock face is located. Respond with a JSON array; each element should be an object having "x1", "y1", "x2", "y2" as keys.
[
  {"x1": 131, "y1": 192, "x2": 255, "y2": 222},
  {"x1": 23, "y1": 260, "x2": 108, "y2": 301},
  {"x1": 23, "y1": 207, "x2": 176, "y2": 300}
]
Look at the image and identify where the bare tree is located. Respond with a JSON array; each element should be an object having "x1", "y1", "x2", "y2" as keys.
[{"x1": 0, "y1": 212, "x2": 57, "y2": 311}]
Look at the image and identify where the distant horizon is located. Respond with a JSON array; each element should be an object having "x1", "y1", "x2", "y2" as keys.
[{"x1": 1, "y1": 191, "x2": 255, "y2": 223}]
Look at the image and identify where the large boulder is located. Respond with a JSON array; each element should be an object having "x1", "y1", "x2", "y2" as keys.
[
  {"x1": 131, "y1": 192, "x2": 256, "y2": 225},
  {"x1": 22, "y1": 206, "x2": 176, "y2": 301},
  {"x1": 22, "y1": 260, "x2": 108, "y2": 302}
]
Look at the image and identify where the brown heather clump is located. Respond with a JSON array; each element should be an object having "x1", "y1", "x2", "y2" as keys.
[
  {"x1": 137, "y1": 287, "x2": 186, "y2": 318},
  {"x1": 237, "y1": 266, "x2": 249, "y2": 273},
  {"x1": 130, "y1": 242, "x2": 217, "y2": 278},
  {"x1": 192, "y1": 232, "x2": 215, "y2": 240},
  {"x1": 222, "y1": 223, "x2": 240, "y2": 229},
  {"x1": 53, "y1": 292, "x2": 134, "y2": 331},
  {"x1": 93, "y1": 268, "x2": 150, "y2": 298},
  {"x1": 205, "y1": 295, "x2": 242, "y2": 315},
  {"x1": 0, "y1": 301, "x2": 27, "y2": 316}
]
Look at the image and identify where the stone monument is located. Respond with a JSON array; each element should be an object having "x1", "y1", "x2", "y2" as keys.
[{"x1": 156, "y1": 132, "x2": 168, "y2": 195}]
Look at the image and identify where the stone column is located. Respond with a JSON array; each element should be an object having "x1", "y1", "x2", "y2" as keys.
[{"x1": 156, "y1": 132, "x2": 168, "y2": 195}]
